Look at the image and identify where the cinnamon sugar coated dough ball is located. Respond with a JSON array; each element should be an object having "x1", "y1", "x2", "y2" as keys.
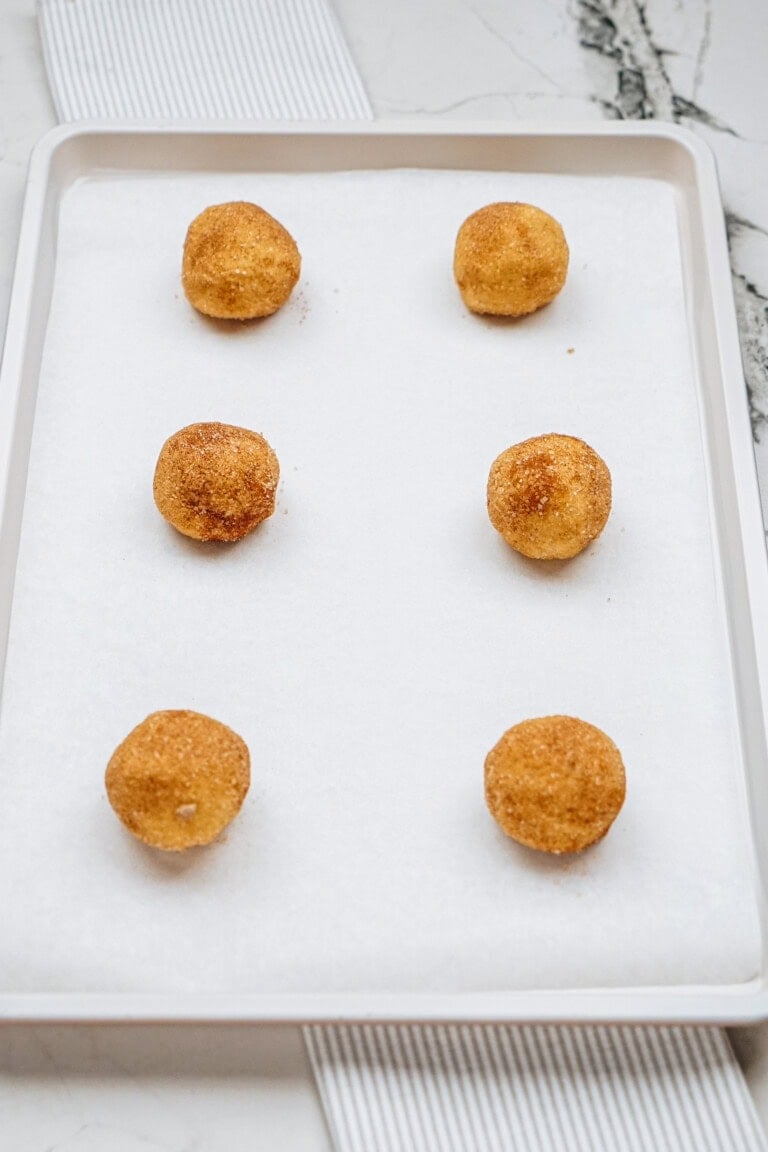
[
  {"x1": 153, "y1": 422, "x2": 279, "y2": 542},
  {"x1": 182, "y1": 201, "x2": 300, "y2": 319},
  {"x1": 105, "y1": 710, "x2": 251, "y2": 851},
  {"x1": 454, "y1": 202, "x2": 569, "y2": 316},
  {"x1": 487, "y1": 433, "x2": 611, "y2": 560},
  {"x1": 484, "y1": 716, "x2": 626, "y2": 854}
]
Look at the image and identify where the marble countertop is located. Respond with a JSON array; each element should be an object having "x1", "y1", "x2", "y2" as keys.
[{"x1": 1, "y1": 0, "x2": 767, "y2": 1147}]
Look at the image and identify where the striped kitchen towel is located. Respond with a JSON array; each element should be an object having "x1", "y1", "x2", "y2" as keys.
[
  {"x1": 38, "y1": 0, "x2": 373, "y2": 121},
  {"x1": 306, "y1": 1024, "x2": 768, "y2": 1151}
]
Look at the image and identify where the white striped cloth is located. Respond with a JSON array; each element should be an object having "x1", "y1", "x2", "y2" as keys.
[
  {"x1": 38, "y1": 0, "x2": 373, "y2": 121},
  {"x1": 35, "y1": 3, "x2": 768, "y2": 1148},
  {"x1": 306, "y1": 1025, "x2": 768, "y2": 1151}
]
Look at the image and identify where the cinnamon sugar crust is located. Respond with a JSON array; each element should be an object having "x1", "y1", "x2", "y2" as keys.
[
  {"x1": 106, "y1": 709, "x2": 250, "y2": 851},
  {"x1": 182, "y1": 201, "x2": 300, "y2": 320},
  {"x1": 454, "y1": 201, "x2": 568, "y2": 317},
  {"x1": 487, "y1": 433, "x2": 611, "y2": 560},
  {"x1": 153, "y1": 421, "x2": 279, "y2": 542},
  {"x1": 484, "y1": 715, "x2": 626, "y2": 854}
]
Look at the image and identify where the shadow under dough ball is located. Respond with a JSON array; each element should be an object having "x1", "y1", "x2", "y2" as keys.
[
  {"x1": 105, "y1": 710, "x2": 251, "y2": 851},
  {"x1": 485, "y1": 715, "x2": 626, "y2": 854},
  {"x1": 453, "y1": 201, "x2": 569, "y2": 316},
  {"x1": 487, "y1": 433, "x2": 611, "y2": 560},
  {"x1": 182, "y1": 201, "x2": 301, "y2": 319},
  {"x1": 153, "y1": 421, "x2": 279, "y2": 542}
]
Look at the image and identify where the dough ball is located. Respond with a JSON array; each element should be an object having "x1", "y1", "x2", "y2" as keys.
[
  {"x1": 487, "y1": 433, "x2": 611, "y2": 560},
  {"x1": 153, "y1": 421, "x2": 279, "y2": 542},
  {"x1": 182, "y1": 201, "x2": 300, "y2": 319},
  {"x1": 454, "y1": 202, "x2": 569, "y2": 316},
  {"x1": 105, "y1": 710, "x2": 250, "y2": 851},
  {"x1": 484, "y1": 715, "x2": 626, "y2": 854}
]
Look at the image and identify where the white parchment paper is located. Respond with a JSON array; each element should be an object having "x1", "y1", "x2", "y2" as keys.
[{"x1": 0, "y1": 169, "x2": 759, "y2": 994}]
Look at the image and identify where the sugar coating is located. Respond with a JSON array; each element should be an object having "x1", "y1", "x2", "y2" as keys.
[
  {"x1": 105, "y1": 709, "x2": 251, "y2": 851},
  {"x1": 484, "y1": 715, "x2": 626, "y2": 854},
  {"x1": 453, "y1": 201, "x2": 568, "y2": 316},
  {"x1": 153, "y1": 421, "x2": 279, "y2": 542},
  {"x1": 182, "y1": 201, "x2": 300, "y2": 320},
  {"x1": 487, "y1": 433, "x2": 611, "y2": 560}
]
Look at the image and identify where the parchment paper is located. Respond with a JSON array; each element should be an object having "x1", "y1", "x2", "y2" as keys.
[{"x1": 0, "y1": 169, "x2": 759, "y2": 994}]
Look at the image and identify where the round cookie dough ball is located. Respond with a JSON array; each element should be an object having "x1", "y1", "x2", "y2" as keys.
[
  {"x1": 105, "y1": 710, "x2": 250, "y2": 851},
  {"x1": 484, "y1": 715, "x2": 626, "y2": 854},
  {"x1": 182, "y1": 201, "x2": 301, "y2": 319},
  {"x1": 153, "y1": 421, "x2": 279, "y2": 542},
  {"x1": 487, "y1": 433, "x2": 611, "y2": 560},
  {"x1": 454, "y1": 202, "x2": 569, "y2": 316}
]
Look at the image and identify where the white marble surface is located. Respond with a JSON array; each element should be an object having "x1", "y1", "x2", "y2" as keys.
[
  {"x1": 1, "y1": 0, "x2": 768, "y2": 1146},
  {"x1": 0, "y1": 1025, "x2": 330, "y2": 1150}
]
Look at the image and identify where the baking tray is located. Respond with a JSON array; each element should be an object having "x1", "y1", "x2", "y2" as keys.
[{"x1": 0, "y1": 121, "x2": 767, "y2": 1023}]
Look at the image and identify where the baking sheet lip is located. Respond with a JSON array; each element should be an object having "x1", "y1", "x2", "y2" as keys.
[
  {"x1": 31, "y1": 115, "x2": 713, "y2": 152},
  {"x1": 2, "y1": 121, "x2": 764, "y2": 1025},
  {"x1": 0, "y1": 149, "x2": 47, "y2": 507},
  {"x1": 1, "y1": 986, "x2": 767, "y2": 1026}
]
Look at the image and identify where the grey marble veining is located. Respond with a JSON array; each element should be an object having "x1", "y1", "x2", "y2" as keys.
[{"x1": 729, "y1": 214, "x2": 768, "y2": 436}]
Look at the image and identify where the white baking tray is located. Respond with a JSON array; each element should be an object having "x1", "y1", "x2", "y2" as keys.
[{"x1": 1, "y1": 122, "x2": 767, "y2": 1024}]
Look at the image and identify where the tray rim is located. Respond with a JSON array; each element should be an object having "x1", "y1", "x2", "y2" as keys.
[{"x1": 2, "y1": 119, "x2": 768, "y2": 1025}]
